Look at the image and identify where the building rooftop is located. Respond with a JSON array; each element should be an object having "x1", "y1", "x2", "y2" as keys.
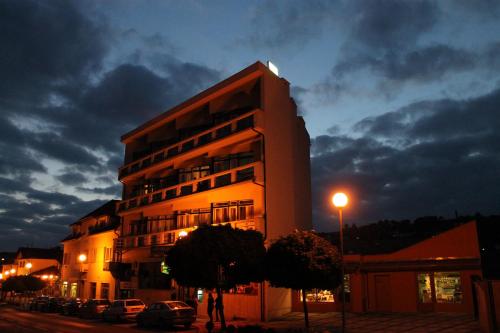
[
  {"x1": 71, "y1": 199, "x2": 119, "y2": 225},
  {"x1": 16, "y1": 247, "x2": 63, "y2": 262},
  {"x1": 121, "y1": 61, "x2": 281, "y2": 143}
]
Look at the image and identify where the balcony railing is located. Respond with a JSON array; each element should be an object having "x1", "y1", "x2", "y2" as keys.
[
  {"x1": 118, "y1": 162, "x2": 262, "y2": 213},
  {"x1": 118, "y1": 109, "x2": 262, "y2": 180}
]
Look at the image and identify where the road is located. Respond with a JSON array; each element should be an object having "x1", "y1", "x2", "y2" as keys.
[{"x1": 0, "y1": 306, "x2": 200, "y2": 333}]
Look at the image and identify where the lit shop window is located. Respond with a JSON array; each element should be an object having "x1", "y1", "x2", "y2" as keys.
[
  {"x1": 303, "y1": 289, "x2": 335, "y2": 302},
  {"x1": 418, "y1": 273, "x2": 433, "y2": 303},
  {"x1": 70, "y1": 283, "x2": 78, "y2": 298},
  {"x1": 225, "y1": 282, "x2": 259, "y2": 295},
  {"x1": 434, "y1": 272, "x2": 463, "y2": 304}
]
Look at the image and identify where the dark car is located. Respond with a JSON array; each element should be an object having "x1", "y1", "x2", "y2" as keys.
[
  {"x1": 60, "y1": 298, "x2": 82, "y2": 316},
  {"x1": 78, "y1": 299, "x2": 111, "y2": 319},
  {"x1": 28, "y1": 296, "x2": 49, "y2": 311},
  {"x1": 137, "y1": 301, "x2": 196, "y2": 329},
  {"x1": 42, "y1": 297, "x2": 66, "y2": 313}
]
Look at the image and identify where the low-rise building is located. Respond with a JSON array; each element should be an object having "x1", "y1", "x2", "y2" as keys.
[{"x1": 61, "y1": 200, "x2": 119, "y2": 300}]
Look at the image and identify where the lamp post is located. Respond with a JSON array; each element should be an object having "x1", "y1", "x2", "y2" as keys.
[
  {"x1": 332, "y1": 192, "x2": 348, "y2": 333},
  {"x1": 78, "y1": 254, "x2": 87, "y2": 298},
  {"x1": 25, "y1": 262, "x2": 32, "y2": 275}
]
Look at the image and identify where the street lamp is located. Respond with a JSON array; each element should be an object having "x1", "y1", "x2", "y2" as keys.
[
  {"x1": 10, "y1": 268, "x2": 16, "y2": 275},
  {"x1": 78, "y1": 254, "x2": 87, "y2": 263},
  {"x1": 25, "y1": 262, "x2": 32, "y2": 275},
  {"x1": 332, "y1": 192, "x2": 348, "y2": 333}
]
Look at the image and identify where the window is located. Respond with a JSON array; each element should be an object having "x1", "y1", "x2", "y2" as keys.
[
  {"x1": 303, "y1": 289, "x2": 335, "y2": 303},
  {"x1": 62, "y1": 282, "x2": 68, "y2": 297},
  {"x1": 418, "y1": 273, "x2": 432, "y2": 303},
  {"x1": 90, "y1": 282, "x2": 97, "y2": 299},
  {"x1": 101, "y1": 283, "x2": 110, "y2": 300},
  {"x1": 434, "y1": 272, "x2": 462, "y2": 304},
  {"x1": 70, "y1": 283, "x2": 78, "y2": 298},
  {"x1": 104, "y1": 247, "x2": 113, "y2": 263},
  {"x1": 138, "y1": 237, "x2": 145, "y2": 247},
  {"x1": 89, "y1": 248, "x2": 97, "y2": 263},
  {"x1": 63, "y1": 253, "x2": 71, "y2": 265}
]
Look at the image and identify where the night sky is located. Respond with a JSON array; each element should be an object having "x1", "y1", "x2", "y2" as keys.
[{"x1": 1, "y1": 0, "x2": 500, "y2": 250}]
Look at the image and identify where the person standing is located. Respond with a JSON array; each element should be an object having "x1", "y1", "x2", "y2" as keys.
[
  {"x1": 207, "y1": 292, "x2": 214, "y2": 322},
  {"x1": 215, "y1": 294, "x2": 223, "y2": 322}
]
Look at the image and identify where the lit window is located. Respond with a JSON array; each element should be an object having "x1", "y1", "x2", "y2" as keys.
[{"x1": 434, "y1": 272, "x2": 462, "y2": 304}]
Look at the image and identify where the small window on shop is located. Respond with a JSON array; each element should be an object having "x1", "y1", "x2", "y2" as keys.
[
  {"x1": 434, "y1": 272, "x2": 462, "y2": 304},
  {"x1": 418, "y1": 273, "x2": 432, "y2": 303}
]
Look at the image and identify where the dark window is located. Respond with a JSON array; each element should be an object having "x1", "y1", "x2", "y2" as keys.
[
  {"x1": 198, "y1": 133, "x2": 212, "y2": 145},
  {"x1": 131, "y1": 163, "x2": 140, "y2": 172},
  {"x1": 153, "y1": 153, "x2": 164, "y2": 163},
  {"x1": 129, "y1": 199, "x2": 137, "y2": 208},
  {"x1": 101, "y1": 283, "x2": 110, "y2": 300},
  {"x1": 182, "y1": 140, "x2": 195, "y2": 152},
  {"x1": 138, "y1": 237, "x2": 145, "y2": 247},
  {"x1": 141, "y1": 197, "x2": 149, "y2": 206},
  {"x1": 142, "y1": 158, "x2": 151, "y2": 168},
  {"x1": 90, "y1": 282, "x2": 97, "y2": 299},
  {"x1": 236, "y1": 115, "x2": 254, "y2": 131},
  {"x1": 180, "y1": 185, "x2": 193, "y2": 196},
  {"x1": 165, "y1": 189, "x2": 177, "y2": 199},
  {"x1": 215, "y1": 174, "x2": 231, "y2": 187},
  {"x1": 152, "y1": 193, "x2": 162, "y2": 202},
  {"x1": 197, "y1": 179, "x2": 210, "y2": 192},
  {"x1": 215, "y1": 125, "x2": 231, "y2": 139},
  {"x1": 236, "y1": 167, "x2": 254, "y2": 182},
  {"x1": 167, "y1": 147, "x2": 179, "y2": 157}
]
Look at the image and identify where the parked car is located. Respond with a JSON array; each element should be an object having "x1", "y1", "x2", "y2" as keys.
[
  {"x1": 102, "y1": 299, "x2": 145, "y2": 321},
  {"x1": 60, "y1": 298, "x2": 82, "y2": 316},
  {"x1": 136, "y1": 301, "x2": 196, "y2": 329},
  {"x1": 42, "y1": 297, "x2": 66, "y2": 313},
  {"x1": 28, "y1": 296, "x2": 49, "y2": 311},
  {"x1": 78, "y1": 299, "x2": 111, "y2": 319}
]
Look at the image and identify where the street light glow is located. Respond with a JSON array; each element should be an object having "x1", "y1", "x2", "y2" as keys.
[
  {"x1": 78, "y1": 254, "x2": 87, "y2": 262},
  {"x1": 332, "y1": 192, "x2": 348, "y2": 208},
  {"x1": 178, "y1": 230, "x2": 188, "y2": 238},
  {"x1": 25, "y1": 262, "x2": 32, "y2": 269},
  {"x1": 10, "y1": 268, "x2": 16, "y2": 274}
]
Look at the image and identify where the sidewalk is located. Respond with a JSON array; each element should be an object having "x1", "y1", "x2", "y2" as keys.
[{"x1": 195, "y1": 312, "x2": 479, "y2": 333}]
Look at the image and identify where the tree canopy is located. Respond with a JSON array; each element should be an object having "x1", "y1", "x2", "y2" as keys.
[
  {"x1": 166, "y1": 224, "x2": 266, "y2": 289},
  {"x1": 266, "y1": 230, "x2": 342, "y2": 290},
  {"x1": 2, "y1": 275, "x2": 45, "y2": 293}
]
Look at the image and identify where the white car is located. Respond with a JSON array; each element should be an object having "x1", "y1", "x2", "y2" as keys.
[{"x1": 102, "y1": 299, "x2": 145, "y2": 321}]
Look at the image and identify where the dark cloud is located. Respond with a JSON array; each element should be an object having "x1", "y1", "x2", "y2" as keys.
[
  {"x1": 244, "y1": 0, "x2": 337, "y2": 49},
  {"x1": 0, "y1": 0, "x2": 109, "y2": 101},
  {"x1": 56, "y1": 172, "x2": 88, "y2": 186},
  {"x1": 311, "y1": 87, "x2": 500, "y2": 231},
  {"x1": 0, "y1": 1, "x2": 222, "y2": 250},
  {"x1": 348, "y1": 0, "x2": 439, "y2": 51}
]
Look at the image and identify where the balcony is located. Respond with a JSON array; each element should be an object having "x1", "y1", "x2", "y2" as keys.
[
  {"x1": 118, "y1": 162, "x2": 262, "y2": 214},
  {"x1": 118, "y1": 109, "x2": 263, "y2": 181}
]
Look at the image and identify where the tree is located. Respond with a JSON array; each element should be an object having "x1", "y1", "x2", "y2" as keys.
[
  {"x1": 166, "y1": 224, "x2": 266, "y2": 329},
  {"x1": 2, "y1": 276, "x2": 45, "y2": 293},
  {"x1": 265, "y1": 231, "x2": 342, "y2": 328}
]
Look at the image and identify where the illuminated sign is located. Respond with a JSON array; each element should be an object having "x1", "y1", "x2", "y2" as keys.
[
  {"x1": 161, "y1": 261, "x2": 170, "y2": 275},
  {"x1": 267, "y1": 61, "x2": 279, "y2": 76}
]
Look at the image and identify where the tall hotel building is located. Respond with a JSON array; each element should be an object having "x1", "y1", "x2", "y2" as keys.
[{"x1": 116, "y1": 62, "x2": 311, "y2": 320}]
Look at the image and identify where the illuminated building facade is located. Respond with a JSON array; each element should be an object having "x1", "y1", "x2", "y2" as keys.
[
  {"x1": 116, "y1": 61, "x2": 312, "y2": 320},
  {"x1": 61, "y1": 200, "x2": 119, "y2": 300}
]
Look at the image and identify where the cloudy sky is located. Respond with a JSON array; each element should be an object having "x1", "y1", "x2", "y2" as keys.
[{"x1": 1, "y1": 0, "x2": 499, "y2": 250}]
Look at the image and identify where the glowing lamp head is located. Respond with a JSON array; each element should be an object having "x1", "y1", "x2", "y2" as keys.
[
  {"x1": 10, "y1": 268, "x2": 16, "y2": 274},
  {"x1": 78, "y1": 254, "x2": 87, "y2": 263},
  {"x1": 178, "y1": 230, "x2": 188, "y2": 238},
  {"x1": 5, "y1": 271, "x2": 9, "y2": 276},
  {"x1": 42, "y1": 275, "x2": 48, "y2": 280},
  {"x1": 0, "y1": 273, "x2": 3, "y2": 279},
  {"x1": 332, "y1": 192, "x2": 348, "y2": 208},
  {"x1": 25, "y1": 262, "x2": 32, "y2": 269}
]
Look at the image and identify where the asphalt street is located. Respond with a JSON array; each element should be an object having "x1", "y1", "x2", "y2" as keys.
[{"x1": 0, "y1": 306, "x2": 199, "y2": 333}]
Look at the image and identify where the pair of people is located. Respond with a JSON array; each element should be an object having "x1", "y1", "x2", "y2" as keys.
[{"x1": 207, "y1": 292, "x2": 222, "y2": 322}]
